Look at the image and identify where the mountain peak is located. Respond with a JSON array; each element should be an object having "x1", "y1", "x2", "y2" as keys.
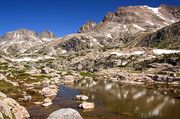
[
  {"x1": 39, "y1": 30, "x2": 56, "y2": 38},
  {"x1": 78, "y1": 20, "x2": 97, "y2": 33},
  {"x1": 2, "y1": 28, "x2": 37, "y2": 39}
]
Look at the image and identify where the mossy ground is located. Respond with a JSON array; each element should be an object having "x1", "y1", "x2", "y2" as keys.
[{"x1": 80, "y1": 72, "x2": 97, "y2": 77}]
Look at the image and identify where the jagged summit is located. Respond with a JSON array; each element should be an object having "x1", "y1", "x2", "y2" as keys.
[
  {"x1": 39, "y1": 30, "x2": 56, "y2": 38},
  {"x1": 78, "y1": 20, "x2": 97, "y2": 33},
  {"x1": 77, "y1": 5, "x2": 180, "y2": 35},
  {"x1": 0, "y1": 28, "x2": 57, "y2": 55},
  {"x1": 1, "y1": 28, "x2": 57, "y2": 40},
  {"x1": 2, "y1": 28, "x2": 37, "y2": 40}
]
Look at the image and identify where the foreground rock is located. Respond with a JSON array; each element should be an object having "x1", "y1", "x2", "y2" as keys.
[
  {"x1": 40, "y1": 85, "x2": 58, "y2": 107},
  {"x1": 0, "y1": 73, "x2": 19, "y2": 87},
  {"x1": 79, "y1": 102, "x2": 95, "y2": 110},
  {"x1": 42, "y1": 102, "x2": 53, "y2": 107},
  {"x1": 62, "y1": 75, "x2": 75, "y2": 84},
  {"x1": 42, "y1": 97, "x2": 53, "y2": 107},
  {"x1": 74, "y1": 95, "x2": 88, "y2": 101},
  {"x1": 47, "y1": 108, "x2": 82, "y2": 119},
  {"x1": 41, "y1": 85, "x2": 59, "y2": 97},
  {"x1": 0, "y1": 92, "x2": 30, "y2": 119}
]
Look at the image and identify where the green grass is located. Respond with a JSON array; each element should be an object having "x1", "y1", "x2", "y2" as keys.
[
  {"x1": 0, "y1": 80, "x2": 18, "y2": 94},
  {"x1": 31, "y1": 74, "x2": 52, "y2": 79},
  {"x1": 0, "y1": 62, "x2": 9, "y2": 70},
  {"x1": 80, "y1": 72, "x2": 97, "y2": 77}
]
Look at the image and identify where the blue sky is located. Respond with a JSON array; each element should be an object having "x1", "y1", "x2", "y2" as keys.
[{"x1": 0, "y1": 0, "x2": 179, "y2": 37}]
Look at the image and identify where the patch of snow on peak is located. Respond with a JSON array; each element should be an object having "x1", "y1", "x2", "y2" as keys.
[
  {"x1": 147, "y1": 6, "x2": 167, "y2": 21},
  {"x1": 147, "y1": 6, "x2": 159, "y2": 14}
]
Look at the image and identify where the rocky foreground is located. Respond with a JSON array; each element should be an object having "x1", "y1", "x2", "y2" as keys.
[{"x1": 0, "y1": 4, "x2": 180, "y2": 119}]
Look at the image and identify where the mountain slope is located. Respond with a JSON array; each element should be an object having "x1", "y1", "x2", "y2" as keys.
[
  {"x1": 0, "y1": 5, "x2": 180, "y2": 57},
  {"x1": 29, "y1": 4, "x2": 180, "y2": 56},
  {"x1": 135, "y1": 21, "x2": 180, "y2": 49}
]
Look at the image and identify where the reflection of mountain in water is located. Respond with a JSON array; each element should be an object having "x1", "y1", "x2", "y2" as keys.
[{"x1": 74, "y1": 79, "x2": 180, "y2": 119}]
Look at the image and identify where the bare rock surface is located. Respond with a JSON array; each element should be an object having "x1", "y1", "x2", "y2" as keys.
[
  {"x1": 0, "y1": 92, "x2": 30, "y2": 119},
  {"x1": 47, "y1": 108, "x2": 82, "y2": 119}
]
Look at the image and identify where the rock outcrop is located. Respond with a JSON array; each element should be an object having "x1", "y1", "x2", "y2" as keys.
[
  {"x1": 39, "y1": 30, "x2": 56, "y2": 39},
  {"x1": 0, "y1": 92, "x2": 30, "y2": 119},
  {"x1": 78, "y1": 20, "x2": 97, "y2": 33},
  {"x1": 136, "y1": 21, "x2": 180, "y2": 49}
]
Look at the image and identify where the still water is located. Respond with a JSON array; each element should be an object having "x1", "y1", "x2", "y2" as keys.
[{"x1": 28, "y1": 79, "x2": 180, "y2": 119}]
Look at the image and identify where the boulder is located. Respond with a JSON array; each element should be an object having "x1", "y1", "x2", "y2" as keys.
[
  {"x1": 79, "y1": 102, "x2": 95, "y2": 109},
  {"x1": 0, "y1": 74, "x2": 19, "y2": 87},
  {"x1": 43, "y1": 98, "x2": 52, "y2": 103},
  {"x1": 0, "y1": 92, "x2": 30, "y2": 119},
  {"x1": 23, "y1": 95, "x2": 32, "y2": 101},
  {"x1": 42, "y1": 102, "x2": 52, "y2": 107},
  {"x1": 62, "y1": 75, "x2": 75, "y2": 84},
  {"x1": 74, "y1": 95, "x2": 88, "y2": 101},
  {"x1": 41, "y1": 85, "x2": 59, "y2": 97},
  {"x1": 47, "y1": 108, "x2": 82, "y2": 119}
]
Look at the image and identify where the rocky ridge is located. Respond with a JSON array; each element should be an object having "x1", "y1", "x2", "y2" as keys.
[{"x1": 0, "y1": 29, "x2": 57, "y2": 55}]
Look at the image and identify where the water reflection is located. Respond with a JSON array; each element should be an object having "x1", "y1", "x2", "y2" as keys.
[{"x1": 73, "y1": 79, "x2": 180, "y2": 119}]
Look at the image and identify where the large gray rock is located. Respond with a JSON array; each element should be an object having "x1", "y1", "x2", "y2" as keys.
[
  {"x1": 47, "y1": 108, "x2": 82, "y2": 119},
  {"x1": 0, "y1": 92, "x2": 30, "y2": 119},
  {"x1": 41, "y1": 85, "x2": 59, "y2": 97},
  {"x1": 74, "y1": 95, "x2": 88, "y2": 101},
  {"x1": 79, "y1": 102, "x2": 95, "y2": 110}
]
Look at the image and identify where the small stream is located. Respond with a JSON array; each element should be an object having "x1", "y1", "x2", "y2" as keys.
[{"x1": 27, "y1": 79, "x2": 180, "y2": 119}]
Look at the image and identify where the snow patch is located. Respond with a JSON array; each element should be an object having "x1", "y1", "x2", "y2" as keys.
[
  {"x1": 9, "y1": 56, "x2": 55, "y2": 62},
  {"x1": 147, "y1": 7, "x2": 159, "y2": 14},
  {"x1": 110, "y1": 51, "x2": 144, "y2": 56},
  {"x1": 92, "y1": 38, "x2": 97, "y2": 42},
  {"x1": 61, "y1": 50, "x2": 67, "y2": 54},
  {"x1": 147, "y1": 21, "x2": 154, "y2": 25},
  {"x1": 153, "y1": 49, "x2": 180, "y2": 55},
  {"x1": 133, "y1": 24, "x2": 146, "y2": 31},
  {"x1": 147, "y1": 6, "x2": 175, "y2": 23},
  {"x1": 42, "y1": 38, "x2": 53, "y2": 42},
  {"x1": 133, "y1": 51, "x2": 144, "y2": 55},
  {"x1": 106, "y1": 33, "x2": 113, "y2": 38}
]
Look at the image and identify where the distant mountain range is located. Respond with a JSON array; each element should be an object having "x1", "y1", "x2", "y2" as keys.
[{"x1": 0, "y1": 4, "x2": 179, "y2": 56}]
